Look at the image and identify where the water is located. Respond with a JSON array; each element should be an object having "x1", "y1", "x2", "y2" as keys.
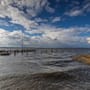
[{"x1": 0, "y1": 48, "x2": 90, "y2": 90}]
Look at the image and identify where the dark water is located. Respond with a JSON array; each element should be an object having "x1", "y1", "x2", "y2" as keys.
[{"x1": 0, "y1": 48, "x2": 90, "y2": 90}]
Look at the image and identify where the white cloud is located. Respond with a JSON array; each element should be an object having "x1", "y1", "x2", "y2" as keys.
[
  {"x1": 52, "y1": 17, "x2": 61, "y2": 23},
  {"x1": 0, "y1": 25, "x2": 90, "y2": 47},
  {"x1": 65, "y1": 0, "x2": 90, "y2": 17},
  {"x1": 35, "y1": 18, "x2": 48, "y2": 23},
  {"x1": 0, "y1": 0, "x2": 52, "y2": 30},
  {"x1": 0, "y1": 0, "x2": 57, "y2": 30},
  {"x1": 45, "y1": 2, "x2": 55, "y2": 13},
  {"x1": 87, "y1": 37, "x2": 90, "y2": 44},
  {"x1": 83, "y1": 3, "x2": 90, "y2": 12},
  {"x1": 25, "y1": 25, "x2": 90, "y2": 47},
  {"x1": 0, "y1": 29, "x2": 24, "y2": 47},
  {"x1": 65, "y1": 9, "x2": 83, "y2": 16},
  {"x1": 0, "y1": 0, "x2": 39, "y2": 30},
  {"x1": 12, "y1": 0, "x2": 48, "y2": 17}
]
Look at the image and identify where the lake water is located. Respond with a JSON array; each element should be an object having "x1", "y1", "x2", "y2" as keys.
[{"x1": 0, "y1": 48, "x2": 90, "y2": 90}]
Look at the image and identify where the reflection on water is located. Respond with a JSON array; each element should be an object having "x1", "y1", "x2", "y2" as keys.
[{"x1": 0, "y1": 48, "x2": 90, "y2": 90}]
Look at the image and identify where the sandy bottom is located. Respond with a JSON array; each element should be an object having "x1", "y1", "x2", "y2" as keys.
[
  {"x1": 73, "y1": 55, "x2": 90, "y2": 64},
  {"x1": 0, "y1": 68, "x2": 90, "y2": 90}
]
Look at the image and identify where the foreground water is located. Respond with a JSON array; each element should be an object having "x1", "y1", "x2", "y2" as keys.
[{"x1": 0, "y1": 48, "x2": 90, "y2": 90}]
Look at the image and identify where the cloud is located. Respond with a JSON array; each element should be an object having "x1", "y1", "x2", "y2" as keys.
[
  {"x1": 83, "y1": 3, "x2": 90, "y2": 12},
  {"x1": 0, "y1": 29, "x2": 22, "y2": 47},
  {"x1": 45, "y1": 4, "x2": 55, "y2": 13},
  {"x1": 0, "y1": 19, "x2": 10, "y2": 26},
  {"x1": 0, "y1": 25, "x2": 90, "y2": 47},
  {"x1": 0, "y1": 0, "x2": 39, "y2": 30},
  {"x1": 0, "y1": 0, "x2": 57, "y2": 31},
  {"x1": 52, "y1": 17, "x2": 61, "y2": 23},
  {"x1": 25, "y1": 25, "x2": 90, "y2": 47},
  {"x1": 65, "y1": 10, "x2": 82, "y2": 16},
  {"x1": 87, "y1": 37, "x2": 90, "y2": 44},
  {"x1": 35, "y1": 18, "x2": 48, "y2": 23},
  {"x1": 65, "y1": 0, "x2": 90, "y2": 16},
  {"x1": 11, "y1": 0, "x2": 48, "y2": 17},
  {"x1": 0, "y1": 29, "x2": 30, "y2": 47},
  {"x1": 0, "y1": 0, "x2": 53, "y2": 30},
  {"x1": 0, "y1": 0, "x2": 90, "y2": 47}
]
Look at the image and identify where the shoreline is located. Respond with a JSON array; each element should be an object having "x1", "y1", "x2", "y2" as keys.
[{"x1": 73, "y1": 55, "x2": 90, "y2": 65}]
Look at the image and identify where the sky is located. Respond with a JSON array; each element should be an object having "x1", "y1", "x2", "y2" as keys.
[{"x1": 0, "y1": 0, "x2": 90, "y2": 48}]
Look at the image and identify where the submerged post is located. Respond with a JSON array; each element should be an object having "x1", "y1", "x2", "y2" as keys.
[{"x1": 21, "y1": 30, "x2": 24, "y2": 55}]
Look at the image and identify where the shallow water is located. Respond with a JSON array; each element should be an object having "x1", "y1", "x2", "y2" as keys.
[{"x1": 0, "y1": 48, "x2": 90, "y2": 90}]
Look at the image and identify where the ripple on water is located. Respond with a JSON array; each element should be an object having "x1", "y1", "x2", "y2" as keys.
[{"x1": 0, "y1": 68, "x2": 90, "y2": 90}]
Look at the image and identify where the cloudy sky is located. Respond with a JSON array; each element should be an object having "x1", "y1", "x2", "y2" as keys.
[{"x1": 0, "y1": 0, "x2": 90, "y2": 47}]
